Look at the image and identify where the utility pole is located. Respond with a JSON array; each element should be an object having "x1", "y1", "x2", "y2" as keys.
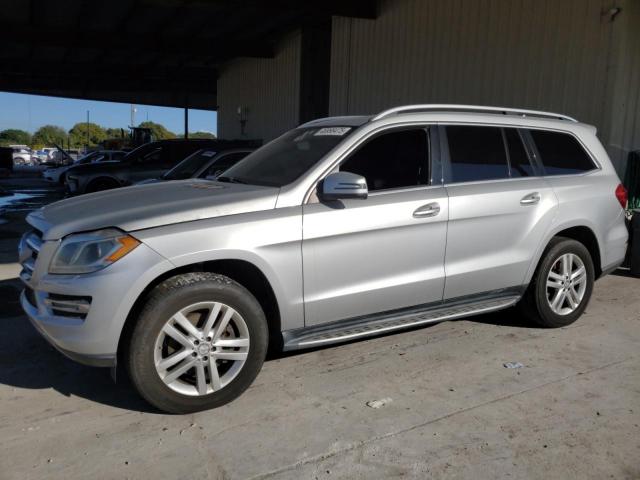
[
  {"x1": 86, "y1": 110, "x2": 90, "y2": 153},
  {"x1": 130, "y1": 104, "x2": 137, "y2": 127}
]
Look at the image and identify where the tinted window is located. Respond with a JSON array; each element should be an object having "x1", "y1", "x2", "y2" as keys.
[
  {"x1": 164, "y1": 150, "x2": 217, "y2": 180},
  {"x1": 220, "y1": 127, "x2": 353, "y2": 187},
  {"x1": 202, "y1": 152, "x2": 250, "y2": 178},
  {"x1": 446, "y1": 126, "x2": 509, "y2": 182},
  {"x1": 505, "y1": 128, "x2": 534, "y2": 177},
  {"x1": 138, "y1": 147, "x2": 162, "y2": 164},
  {"x1": 340, "y1": 129, "x2": 429, "y2": 191},
  {"x1": 530, "y1": 130, "x2": 595, "y2": 175}
]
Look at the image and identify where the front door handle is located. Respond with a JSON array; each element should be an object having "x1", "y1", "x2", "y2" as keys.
[
  {"x1": 413, "y1": 202, "x2": 440, "y2": 218},
  {"x1": 520, "y1": 192, "x2": 541, "y2": 206}
]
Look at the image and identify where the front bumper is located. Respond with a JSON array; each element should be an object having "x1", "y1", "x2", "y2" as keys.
[
  {"x1": 19, "y1": 239, "x2": 174, "y2": 368},
  {"x1": 21, "y1": 291, "x2": 116, "y2": 367}
]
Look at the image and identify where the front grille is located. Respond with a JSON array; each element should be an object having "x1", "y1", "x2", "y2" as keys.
[{"x1": 19, "y1": 228, "x2": 43, "y2": 282}]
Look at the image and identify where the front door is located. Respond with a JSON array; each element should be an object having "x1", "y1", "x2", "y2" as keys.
[{"x1": 302, "y1": 127, "x2": 448, "y2": 326}]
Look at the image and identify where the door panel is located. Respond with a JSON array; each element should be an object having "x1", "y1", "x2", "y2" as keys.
[
  {"x1": 303, "y1": 187, "x2": 448, "y2": 326},
  {"x1": 444, "y1": 178, "x2": 557, "y2": 299}
]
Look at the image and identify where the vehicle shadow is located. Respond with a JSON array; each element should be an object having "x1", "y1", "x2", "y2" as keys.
[
  {"x1": 0, "y1": 277, "x2": 158, "y2": 414},
  {"x1": 2, "y1": 273, "x2": 539, "y2": 412}
]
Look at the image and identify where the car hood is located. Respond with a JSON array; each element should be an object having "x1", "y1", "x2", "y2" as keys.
[{"x1": 28, "y1": 179, "x2": 279, "y2": 240}]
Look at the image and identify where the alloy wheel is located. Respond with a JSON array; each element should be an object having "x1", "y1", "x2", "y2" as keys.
[
  {"x1": 154, "y1": 301, "x2": 250, "y2": 396},
  {"x1": 545, "y1": 253, "x2": 587, "y2": 315}
]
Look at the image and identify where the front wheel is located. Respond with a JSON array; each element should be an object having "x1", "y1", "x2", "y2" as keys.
[
  {"x1": 520, "y1": 237, "x2": 594, "y2": 328},
  {"x1": 126, "y1": 272, "x2": 268, "y2": 413}
]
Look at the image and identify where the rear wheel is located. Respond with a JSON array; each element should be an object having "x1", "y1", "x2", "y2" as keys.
[
  {"x1": 520, "y1": 237, "x2": 594, "y2": 328},
  {"x1": 126, "y1": 272, "x2": 268, "y2": 413}
]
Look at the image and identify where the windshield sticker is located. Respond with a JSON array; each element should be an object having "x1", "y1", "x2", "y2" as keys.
[
  {"x1": 202, "y1": 151, "x2": 217, "y2": 157},
  {"x1": 314, "y1": 127, "x2": 351, "y2": 136}
]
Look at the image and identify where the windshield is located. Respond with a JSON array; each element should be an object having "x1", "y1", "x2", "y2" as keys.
[
  {"x1": 163, "y1": 149, "x2": 217, "y2": 180},
  {"x1": 218, "y1": 127, "x2": 353, "y2": 187}
]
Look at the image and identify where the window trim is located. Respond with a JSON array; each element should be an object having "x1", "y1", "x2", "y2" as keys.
[
  {"x1": 523, "y1": 127, "x2": 600, "y2": 177},
  {"x1": 304, "y1": 123, "x2": 440, "y2": 204}
]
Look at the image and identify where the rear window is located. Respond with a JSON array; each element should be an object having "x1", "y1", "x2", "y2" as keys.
[{"x1": 530, "y1": 130, "x2": 595, "y2": 175}]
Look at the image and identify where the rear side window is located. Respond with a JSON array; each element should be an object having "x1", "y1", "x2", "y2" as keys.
[
  {"x1": 530, "y1": 130, "x2": 595, "y2": 175},
  {"x1": 446, "y1": 126, "x2": 509, "y2": 182},
  {"x1": 505, "y1": 128, "x2": 535, "y2": 177}
]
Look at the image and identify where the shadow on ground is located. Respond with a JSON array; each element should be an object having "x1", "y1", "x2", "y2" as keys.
[{"x1": 1, "y1": 272, "x2": 539, "y2": 414}]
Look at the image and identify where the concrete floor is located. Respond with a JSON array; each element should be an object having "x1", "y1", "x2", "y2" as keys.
[{"x1": 0, "y1": 174, "x2": 638, "y2": 479}]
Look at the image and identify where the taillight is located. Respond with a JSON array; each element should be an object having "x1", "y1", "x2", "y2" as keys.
[{"x1": 615, "y1": 184, "x2": 628, "y2": 209}]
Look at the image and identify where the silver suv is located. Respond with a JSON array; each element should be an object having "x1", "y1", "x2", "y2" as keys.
[{"x1": 19, "y1": 105, "x2": 629, "y2": 413}]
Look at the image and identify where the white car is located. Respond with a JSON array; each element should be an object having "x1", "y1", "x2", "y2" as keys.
[
  {"x1": 43, "y1": 150, "x2": 126, "y2": 184},
  {"x1": 10, "y1": 146, "x2": 37, "y2": 165}
]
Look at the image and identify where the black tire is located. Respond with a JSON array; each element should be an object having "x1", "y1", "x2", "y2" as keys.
[
  {"x1": 125, "y1": 272, "x2": 268, "y2": 414},
  {"x1": 519, "y1": 237, "x2": 595, "y2": 328},
  {"x1": 86, "y1": 177, "x2": 119, "y2": 193}
]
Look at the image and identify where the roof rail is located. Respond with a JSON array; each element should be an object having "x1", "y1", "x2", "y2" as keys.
[{"x1": 371, "y1": 104, "x2": 579, "y2": 123}]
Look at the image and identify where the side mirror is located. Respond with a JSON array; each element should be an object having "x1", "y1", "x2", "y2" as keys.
[{"x1": 319, "y1": 171, "x2": 368, "y2": 201}]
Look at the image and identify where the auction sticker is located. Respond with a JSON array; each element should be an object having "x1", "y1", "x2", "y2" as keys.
[{"x1": 314, "y1": 127, "x2": 351, "y2": 136}]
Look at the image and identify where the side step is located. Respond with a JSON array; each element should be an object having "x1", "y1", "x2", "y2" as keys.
[{"x1": 282, "y1": 295, "x2": 520, "y2": 351}]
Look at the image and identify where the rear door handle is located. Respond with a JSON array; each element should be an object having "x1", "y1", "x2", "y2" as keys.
[
  {"x1": 520, "y1": 192, "x2": 540, "y2": 206},
  {"x1": 413, "y1": 202, "x2": 440, "y2": 218}
]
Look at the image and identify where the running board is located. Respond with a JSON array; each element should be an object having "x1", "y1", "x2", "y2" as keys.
[{"x1": 282, "y1": 295, "x2": 520, "y2": 351}]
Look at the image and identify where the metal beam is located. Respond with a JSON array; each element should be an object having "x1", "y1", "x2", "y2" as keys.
[{"x1": 0, "y1": 23, "x2": 275, "y2": 60}]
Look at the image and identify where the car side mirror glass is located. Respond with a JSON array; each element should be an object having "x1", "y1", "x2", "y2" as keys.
[{"x1": 319, "y1": 171, "x2": 368, "y2": 201}]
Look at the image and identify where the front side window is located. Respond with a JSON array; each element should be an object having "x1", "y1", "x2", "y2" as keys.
[
  {"x1": 446, "y1": 126, "x2": 509, "y2": 182},
  {"x1": 339, "y1": 128, "x2": 429, "y2": 191},
  {"x1": 529, "y1": 130, "x2": 595, "y2": 175},
  {"x1": 220, "y1": 127, "x2": 353, "y2": 187}
]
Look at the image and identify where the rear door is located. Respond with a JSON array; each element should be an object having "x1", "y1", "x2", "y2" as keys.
[{"x1": 442, "y1": 125, "x2": 557, "y2": 299}]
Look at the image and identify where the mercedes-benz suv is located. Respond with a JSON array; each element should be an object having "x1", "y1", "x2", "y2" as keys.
[{"x1": 19, "y1": 105, "x2": 628, "y2": 413}]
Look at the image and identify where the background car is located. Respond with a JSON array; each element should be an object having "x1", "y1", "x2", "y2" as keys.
[
  {"x1": 65, "y1": 138, "x2": 261, "y2": 195},
  {"x1": 43, "y1": 150, "x2": 126, "y2": 184},
  {"x1": 135, "y1": 148, "x2": 254, "y2": 185},
  {"x1": 10, "y1": 146, "x2": 38, "y2": 165}
]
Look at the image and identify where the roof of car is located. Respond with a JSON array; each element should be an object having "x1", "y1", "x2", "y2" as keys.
[{"x1": 299, "y1": 105, "x2": 596, "y2": 136}]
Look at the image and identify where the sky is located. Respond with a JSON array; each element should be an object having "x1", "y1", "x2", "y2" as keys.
[{"x1": 0, "y1": 92, "x2": 217, "y2": 135}]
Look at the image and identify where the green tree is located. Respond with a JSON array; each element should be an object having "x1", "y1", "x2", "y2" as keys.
[
  {"x1": 138, "y1": 121, "x2": 176, "y2": 140},
  {"x1": 105, "y1": 127, "x2": 126, "y2": 139},
  {"x1": 182, "y1": 131, "x2": 216, "y2": 139},
  {"x1": 68, "y1": 122, "x2": 107, "y2": 147},
  {"x1": 32, "y1": 125, "x2": 67, "y2": 147},
  {"x1": 0, "y1": 128, "x2": 32, "y2": 146}
]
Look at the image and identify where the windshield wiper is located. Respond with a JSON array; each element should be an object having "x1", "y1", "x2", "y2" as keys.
[{"x1": 217, "y1": 176, "x2": 247, "y2": 184}]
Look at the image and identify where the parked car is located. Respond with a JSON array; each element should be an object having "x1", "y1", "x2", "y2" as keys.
[
  {"x1": 19, "y1": 105, "x2": 628, "y2": 413},
  {"x1": 65, "y1": 139, "x2": 261, "y2": 195},
  {"x1": 43, "y1": 150, "x2": 126, "y2": 184},
  {"x1": 136, "y1": 148, "x2": 254, "y2": 185},
  {"x1": 10, "y1": 146, "x2": 37, "y2": 165}
]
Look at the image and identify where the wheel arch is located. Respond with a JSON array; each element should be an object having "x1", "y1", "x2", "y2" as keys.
[
  {"x1": 525, "y1": 223, "x2": 603, "y2": 285},
  {"x1": 117, "y1": 258, "x2": 283, "y2": 365},
  {"x1": 86, "y1": 175, "x2": 121, "y2": 192}
]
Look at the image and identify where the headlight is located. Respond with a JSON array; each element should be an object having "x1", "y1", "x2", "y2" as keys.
[{"x1": 49, "y1": 228, "x2": 140, "y2": 274}]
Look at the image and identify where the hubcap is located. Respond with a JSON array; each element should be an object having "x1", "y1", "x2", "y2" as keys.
[
  {"x1": 154, "y1": 301, "x2": 250, "y2": 396},
  {"x1": 546, "y1": 253, "x2": 587, "y2": 316}
]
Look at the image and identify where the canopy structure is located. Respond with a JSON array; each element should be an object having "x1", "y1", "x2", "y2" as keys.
[{"x1": 0, "y1": 0, "x2": 375, "y2": 109}]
